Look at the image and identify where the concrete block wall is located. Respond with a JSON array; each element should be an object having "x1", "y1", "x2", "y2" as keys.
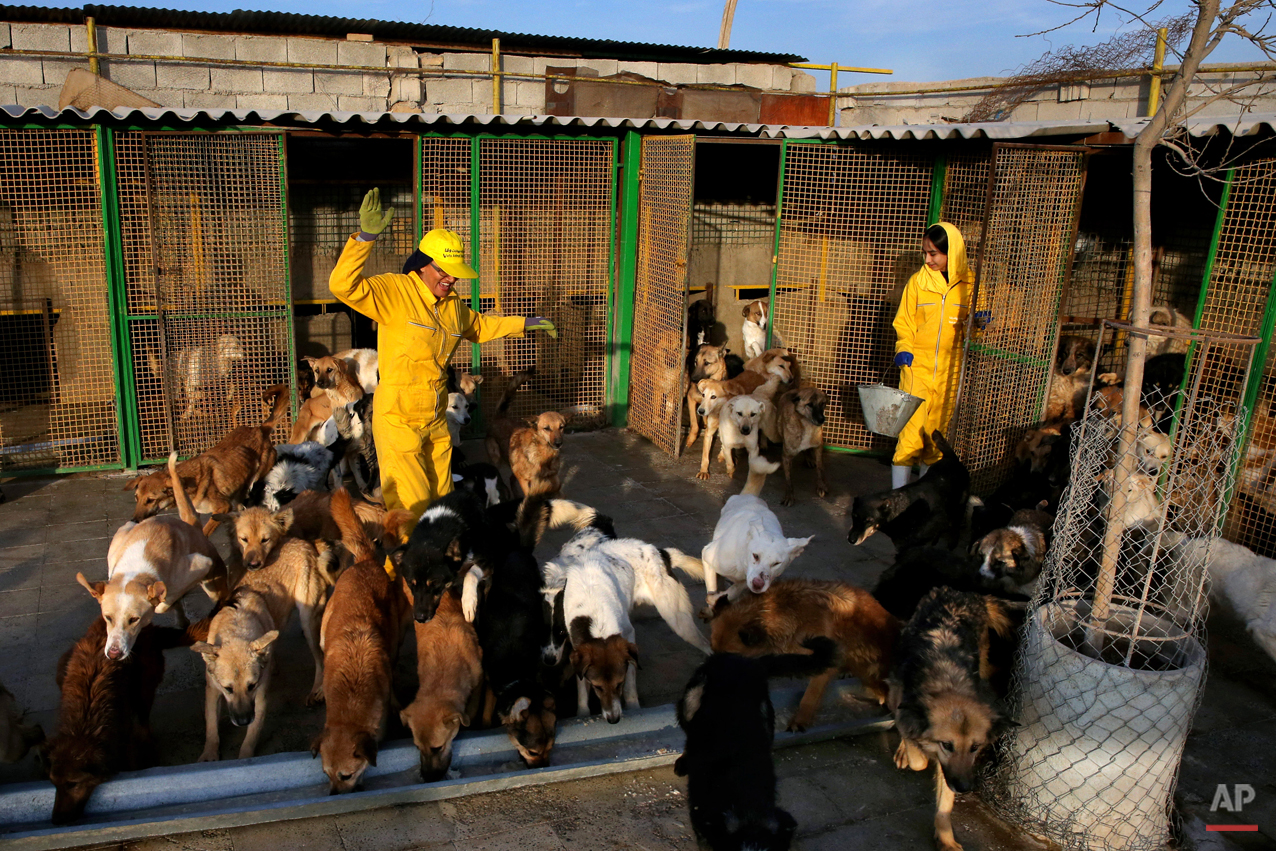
[{"x1": 0, "y1": 20, "x2": 817, "y2": 116}]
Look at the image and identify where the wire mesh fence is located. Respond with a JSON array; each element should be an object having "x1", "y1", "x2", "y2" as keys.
[
  {"x1": 629, "y1": 135, "x2": 694, "y2": 456},
  {"x1": 939, "y1": 150, "x2": 991, "y2": 269},
  {"x1": 114, "y1": 132, "x2": 294, "y2": 460},
  {"x1": 987, "y1": 321, "x2": 1256, "y2": 851},
  {"x1": 0, "y1": 129, "x2": 119, "y2": 472},
  {"x1": 476, "y1": 138, "x2": 613, "y2": 428},
  {"x1": 950, "y1": 145, "x2": 1086, "y2": 494},
  {"x1": 772, "y1": 142, "x2": 934, "y2": 451},
  {"x1": 419, "y1": 137, "x2": 475, "y2": 379}
]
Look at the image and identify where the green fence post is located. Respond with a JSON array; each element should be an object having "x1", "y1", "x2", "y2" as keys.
[
  {"x1": 765, "y1": 139, "x2": 788, "y2": 349},
  {"x1": 929, "y1": 153, "x2": 948, "y2": 225},
  {"x1": 278, "y1": 134, "x2": 298, "y2": 417},
  {"x1": 96, "y1": 124, "x2": 139, "y2": 469},
  {"x1": 603, "y1": 137, "x2": 620, "y2": 418},
  {"x1": 610, "y1": 130, "x2": 641, "y2": 429}
]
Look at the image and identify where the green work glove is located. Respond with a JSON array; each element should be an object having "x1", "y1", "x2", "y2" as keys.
[
  {"x1": 525, "y1": 316, "x2": 557, "y2": 339},
  {"x1": 358, "y1": 188, "x2": 394, "y2": 239}
]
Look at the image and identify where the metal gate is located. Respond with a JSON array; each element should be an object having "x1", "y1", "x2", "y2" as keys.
[
  {"x1": 950, "y1": 144, "x2": 1087, "y2": 493},
  {"x1": 771, "y1": 142, "x2": 935, "y2": 451},
  {"x1": 0, "y1": 129, "x2": 120, "y2": 472},
  {"x1": 627, "y1": 135, "x2": 695, "y2": 456},
  {"x1": 114, "y1": 132, "x2": 294, "y2": 461}
]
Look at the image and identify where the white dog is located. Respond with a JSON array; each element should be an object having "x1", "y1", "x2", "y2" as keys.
[
  {"x1": 1184, "y1": 537, "x2": 1276, "y2": 663},
  {"x1": 333, "y1": 348, "x2": 379, "y2": 395},
  {"x1": 542, "y1": 524, "x2": 711, "y2": 722},
  {"x1": 700, "y1": 459, "x2": 811, "y2": 607},
  {"x1": 445, "y1": 392, "x2": 475, "y2": 448},
  {"x1": 741, "y1": 299, "x2": 784, "y2": 361},
  {"x1": 146, "y1": 334, "x2": 246, "y2": 421}
]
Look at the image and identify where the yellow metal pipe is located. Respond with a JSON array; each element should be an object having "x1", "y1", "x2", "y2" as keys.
[
  {"x1": 790, "y1": 62, "x2": 893, "y2": 75},
  {"x1": 817, "y1": 235, "x2": 829, "y2": 302},
  {"x1": 86, "y1": 16, "x2": 99, "y2": 75},
  {"x1": 1147, "y1": 27, "x2": 1168, "y2": 117},
  {"x1": 828, "y1": 62, "x2": 839, "y2": 126},
  {"x1": 492, "y1": 38, "x2": 501, "y2": 114}
]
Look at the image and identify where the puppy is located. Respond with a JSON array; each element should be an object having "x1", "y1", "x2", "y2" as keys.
[
  {"x1": 709, "y1": 580, "x2": 898, "y2": 731},
  {"x1": 312, "y1": 489, "x2": 411, "y2": 794},
  {"x1": 331, "y1": 395, "x2": 378, "y2": 496},
  {"x1": 974, "y1": 504, "x2": 1054, "y2": 598},
  {"x1": 486, "y1": 368, "x2": 566, "y2": 498},
  {"x1": 0, "y1": 680, "x2": 43, "y2": 764},
  {"x1": 401, "y1": 587, "x2": 484, "y2": 781},
  {"x1": 777, "y1": 385, "x2": 828, "y2": 506},
  {"x1": 674, "y1": 638, "x2": 836, "y2": 851},
  {"x1": 1094, "y1": 467, "x2": 1162, "y2": 531},
  {"x1": 715, "y1": 360, "x2": 791, "y2": 479},
  {"x1": 248, "y1": 441, "x2": 334, "y2": 511},
  {"x1": 125, "y1": 385, "x2": 288, "y2": 522},
  {"x1": 686, "y1": 342, "x2": 734, "y2": 451},
  {"x1": 290, "y1": 355, "x2": 363, "y2": 445},
  {"x1": 848, "y1": 430, "x2": 970, "y2": 551},
  {"x1": 1045, "y1": 335, "x2": 1095, "y2": 422},
  {"x1": 43, "y1": 619, "x2": 193, "y2": 824},
  {"x1": 82, "y1": 452, "x2": 228, "y2": 659},
  {"x1": 701, "y1": 460, "x2": 811, "y2": 608},
  {"x1": 741, "y1": 299, "x2": 783, "y2": 360},
  {"x1": 333, "y1": 348, "x2": 379, "y2": 395}
]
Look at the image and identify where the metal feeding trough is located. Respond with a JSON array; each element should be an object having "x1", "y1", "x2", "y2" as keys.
[{"x1": 857, "y1": 384, "x2": 923, "y2": 437}]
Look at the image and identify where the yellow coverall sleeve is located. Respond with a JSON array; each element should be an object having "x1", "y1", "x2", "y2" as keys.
[
  {"x1": 328, "y1": 234, "x2": 405, "y2": 324},
  {"x1": 893, "y1": 276, "x2": 920, "y2": 356},
  {"x1": 459, "y1": 305, "x2": 527, "y2": 343}
]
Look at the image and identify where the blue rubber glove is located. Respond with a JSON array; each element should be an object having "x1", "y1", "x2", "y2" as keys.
[
  {"x1": 894, "y1": 352, "x2": 913, "y2": 367},
  {"x1": 974, "y1": 310, "x2": 993, "y2": 329}
]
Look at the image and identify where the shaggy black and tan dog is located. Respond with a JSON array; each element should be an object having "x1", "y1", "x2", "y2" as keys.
[{"x1": 847, "y1": 431, "x2": 970, "y2": 551}]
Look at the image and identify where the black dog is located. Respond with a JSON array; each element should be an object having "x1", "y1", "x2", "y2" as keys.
[
  {"x1": 848, "y1": 431, "x2": 970, "y2": 551},
  {"x1": 871, "y1": 547, "x2": 991, "y2": 620},
  {"x1": 390, "y1": 488, "x2": 497, "y2": 624},
  {"x1": 675, "y1": 637, "x2": 837, "y2": 851}
]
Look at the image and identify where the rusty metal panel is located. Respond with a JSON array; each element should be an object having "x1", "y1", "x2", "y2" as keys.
[
  {"x1": 950, "y1": 144, "x2": 1087, "y2": 494},
  {"x1": 628, "y1": 135, "x2": 695, "y2": 456},
  {"x1": 759, "y1": 94, "x2": 831, "y2": 127},
  {"x1": 772, "y1": 143, "x2": 934, "y2": 451},
  {"x1": 0, "y1": 129, "x2": 120, "y2": 471}
]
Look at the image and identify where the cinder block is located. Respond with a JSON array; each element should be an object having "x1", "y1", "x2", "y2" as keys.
[
  {"x1": 127, "y1": 30, "x2": 182, "y2": 56},
  {"x1": 183, "y1": 33, "x2": 234, "y2": 60},
  {"x1": 533, "y1": 56, "x2": 573, "y2": 76},
  {"x1": 287, "y1": 92, "x2": 339, "y2": 111},
  {"x1": 0, "y1": 84, "x2": 16, "y2": 105},
  {"x1": 771, "y1": 66, "x2": 794, "y2": 92},
  {"x1": 0, "y1": 23, "x2": 10, "y2": 50},
  {"x1": 13, "y1": 85, "x2": 59, "y2": 108},
  {"x1": 288, "y1": 36, "x2": 338, "y2": 66},
  {"x1": 236, "y1": 36, "x2": 288, "y2": 64},
  {"x1": 69, "y1": 25, "x2": 87, "y2": 53},
  {"x1": 264, "y1": 69, "x2": 314, "y2": 94},
  {"x1": 183, "y1": 91, "x2": 237, "y2": 109},
  {"x1": 1035, "y1": 99, "x2": 1083, "y2": 121},
  {"x1": 11, "y1": 23, "x2": 70, "y2": 53},
  {"x1": 211, "y1": 67, "x2": 264, "y2": 93},
  {"x1": 337, "y1": 41, "x2": 385, "y2": 68},
  {"x1": 698, "y1": 64, "x2": 736, "y2": 86},
  {"x1": 503, "y1": 54, "x2": 534, "y2": 76},
  {"x1": 514, "y1": 80, "x2": 545, "y2": 109},
  {"x1": 617, "y1": 61, "x2": 658, "y2": 80},
  {"x1": 386, "y1": 45, "x2": 417, "y2": 69},
  {"x1": 658, "y1": 62, "x2": 698, "y2": 86},
  {"x1": 337, "y1": 94, "x2": 381, "y2": 112},
  {"x1": 444, "y1": 52, "x2": 489, "y2": 73},
  {"x1": 94, "y1": 27, "x2": 124, "y2": 54},
  {"x1": 577, "y1": 58, "x2": 618, "y2": 77},
  {"x1": 0, "y1": 57, "x2": 46, "y2": 88},
  {"x1": 427, "y1": 77, "x2": 475, "y2": 105},
  {"x1": 41, "y1": 59, "x2": 82, "y2": 87},
  {"x1": 736, "y1": 63, "x2": 771, "y2": 90},
  {"x1": 790, "y1": 71, "x2": 817, "y2": 93},
  {"x1": 104, "y1": 59, "x2": 157, "y2": 90},
  {"x1": 420, "y1": 53, "x2": 444, "y2": 68},
  {"x1": 363, "y1": 73, "x2": 391, "y2": 98},
  {"x1": 392, "y1": 76, "x2": 422, "y2": 103},
  {"x1": 389, "y1": 100, "x2": 422, "y2": 113},
  {"x1": 236, "y1": 93, "x2": 289, "y2": 111},
  {"x1": 156, "y1": 63, "x2": 211, "y2": 90},
  {"x1": 314, "y1": 70, "x2": 362, "y2": 96}
]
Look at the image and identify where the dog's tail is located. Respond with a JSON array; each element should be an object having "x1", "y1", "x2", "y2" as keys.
[
  {"x1": 167, "y1": 451, "x2": 200, "y2": 528},
  {"x1": 261, "y1": 383, "x2": 290, "y2": 428},
  {"x1": 742, "y1": 454, "x2": 780, "y2": 496},
  {"x1": 649, "y1": 548, "x2": 711, "y2": 653},
  {"x1": 984, "y1": 598, "x2": 1015, "y2": 641},
  {"x1": 330, "y1": 487, "x2": 376, "y2": 563},
  {"x1": 662, "y1": 548, "x2": 705, "y2": 580},
  {"x1": 516, "y1": 494, "x2": 613, "y2": 549},
  {"x1": 761, "y1": 636, "x2": 840, "y2": 679},
  {"x1": 496, "y1": 368, "x2": 534, "y2": 417},
  {"x1": 929, "y1": 430, "x2": 960, "y2": 466}
]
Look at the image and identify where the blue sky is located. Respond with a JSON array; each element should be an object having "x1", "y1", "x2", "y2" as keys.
[{"x1": 52, "y1": 0, "x2": 1276, "y2": 82}]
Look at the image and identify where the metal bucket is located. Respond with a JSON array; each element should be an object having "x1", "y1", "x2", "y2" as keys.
[{"x1": 857, "y1": 384, "x2": 923, "y2": 438}]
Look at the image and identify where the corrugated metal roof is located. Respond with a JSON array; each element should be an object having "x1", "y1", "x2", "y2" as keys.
[
  {"x1": 5, "y1": 105, "x2": 1276, "y2": 142},
  {"x1": 0, "y1": 4, "x2": 805, "y2": 64}
]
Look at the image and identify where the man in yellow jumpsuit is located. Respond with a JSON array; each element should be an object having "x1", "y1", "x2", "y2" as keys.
[
  {"x1": 329, "y1": 189, "x2": 556, "y2": 517},
  {"x1": 891, "y1": 222, "x2": 988, "y2": 489}
]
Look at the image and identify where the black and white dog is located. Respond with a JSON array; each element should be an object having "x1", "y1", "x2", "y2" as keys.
[{"x1": 247, "y1": 441, "x2": 334, "y2": 511}]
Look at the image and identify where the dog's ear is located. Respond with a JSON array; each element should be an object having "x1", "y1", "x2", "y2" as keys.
[
  {"x1": 446, "y1": 537, "x2": 465, "y2": 561},
  {"x1": 894, "y1": 700, "x2": 929, "y2": 741},
  {"x1": 251, "y1": 630, "x2": 280, "y2": 656},
  {"x1": 742, "y1": 304, "x2": 752, "y2": 318},
  {"x1": 389, "y1": 545, "x2": 409, "y2": 569},
  {"x1": 190, "y1": 641, "x2": 217, "y2": 659},
  {"x1": 456, "y1": 710, "x2": 471, "y2": 728},
  {"x1": 310, "y1": 732, "x2": 325, "y2": 758},
  {"x1": 505, "y1": 696, "x2": 531, "y2": 724},
  {"x1": 303, "y1": 356, "x2": 318, "y2": 367},
  {"x1": 275, "y1": 509, "x2": 295, "y2": 534},
  {"x1": 354, "y1": 731, "x2": 378, "y2": 767},
  {"x1": 470, "y1": 375, "x2": 484, "y2": 387},
  {"x1": 569, "y1": 646, "x2": 586, "y2": 675},
  {"x1": 678, "y1": 682, "x2": 704, "y2": 724},
  {"x1": 146, "y1": 581, "x2": 168, "y2": 607},
  {"x1": 211, "y1": 512, "x2": 237, "y2": 524},
  {"x1": 123, "y1": 476, "x2": 144, "y2": 492},
  {"x1": 738, "y1": 620, "x2": 767, "y2": 648},
  {"x1": 627, "y1": 642, "x2": 641, "y2": 669},
  {"x1": 786, "y1": 535, "x2": 813, "y2": 557},
  {"x1": 76, "y1": 573, "x2": 105, "y2": 601}
]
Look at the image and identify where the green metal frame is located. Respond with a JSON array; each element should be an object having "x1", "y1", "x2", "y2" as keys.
[
  {"x1": 99, "y1": 125, "x2": 139, "y2": 471},
  {"x1": 610, "y1": 130, "x2": 641, "y2": 428},
  {"x1": 603, "y1": 137, "x2": 620, "y2": 418},
  {"x1": 765, "y1": 140, "x2": 788, "y2": 349},
  {"x1": 278, "y1": 133, "x2": 299, "y2": 420},
  {"x1": 928, "y1": 154, "x2": 948, "y2": 225}
]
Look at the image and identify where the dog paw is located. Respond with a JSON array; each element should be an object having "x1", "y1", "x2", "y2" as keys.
[
  {"x1": 935, "y1": 832, "x2": 964, "y2": 851},
  {"x1": 198, "y1": 749, "x2": 220, "y2": 763},
  {"x1": 815, "y1": 486, "x2": 827, "y2": 498},
  {"x1": 306, "y1": 688, "x2": 326, "y2": 707},
  {"x1": 696, "y1": 470, "x2": 710, "y2": 481},
  {"x1": 780, "y1": 493, "x2": 795, "y2": 507},
  {"x1": 785, "y1": 717, "x2": 809, "y2": 734},
  {"x1": 697, "y1": 604, "x2": 716, "y2": 621}
]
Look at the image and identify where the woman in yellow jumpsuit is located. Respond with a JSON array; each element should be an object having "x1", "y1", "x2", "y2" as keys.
[
  {"x1": 329, "y1": 189, "x2": 556, "y2": 517},
  {"x1": 891, "y1": 222, "x2": 986, "y2": 489}
]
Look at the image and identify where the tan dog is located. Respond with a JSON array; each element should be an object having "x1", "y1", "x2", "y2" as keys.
[
  {"x1": 1045, "y1": 335, "x2": 1095, "y2": 422},
  {"x1": 81, "y1": 452, "x2": 229, "y2": 660},
  {"x1": 400, "y1": 587, "x2": 484, "y2": 781},
  {"x1": 777, "y1": 385, "x2": 828, "y2": 506},
  {"x1": 695, "y1": 372, "x2": 768, "y2": 480},
  {"x1": 743, "y1": 347, "x2": 800, "y2": 386},
  {"x1": 290, "y1": 355, "x2": 363, "y2": 444},
  {"x1": 685, "y1": 343, "x2": 733, "y2": 450},
  {"x1": 709, "y1": 578, "x2": 900, "y2": 732},
  {"x1": 274, "y1": 489, "x2": 386, "y2": 572},
  {"x1": 312, "y1": 489, "x2": 411, "y2": 794},
  {"x1": 125, "y1": 385, "x2": 288, "y2": 523},
  {"x1": 485, "y1": 369, "x2": 566, "y2": 498}
]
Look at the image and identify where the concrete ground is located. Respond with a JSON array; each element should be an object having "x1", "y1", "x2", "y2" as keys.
[{"x1": 0, "y1": 427, "x2": 1273, "y2": 849}]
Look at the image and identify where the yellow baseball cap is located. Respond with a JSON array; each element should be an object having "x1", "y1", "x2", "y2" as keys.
[{"x1": 419, "y1": 229, "x2": 478, "y2": 279}]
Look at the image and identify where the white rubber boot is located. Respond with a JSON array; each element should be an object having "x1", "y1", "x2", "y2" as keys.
[
  {"x1": 891, "y1": 465, "x2": 911, "y2": 489},
  {"x1": 917, "y1": 463, "x2": 930, "y2": 479}
]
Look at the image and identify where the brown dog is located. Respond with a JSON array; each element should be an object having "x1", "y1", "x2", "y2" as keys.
[
  {"x1": 1045, "y1": 335, "x2": 1095, "y2": 421},
  {"x1": 485, "y1": 368, "x2": 566, "y2": 498},
  {"x1": 709, "y1": 578, "x2": 900, "y2": 732},
  {"x1": 400, "y1": 587, "x2": 484, "y2": 781},
  {"x1": 312, "y1": 489, "x2": 411, "y2": 794},
  {"x1": 290, "y1": 355, "x2": 364, "y2": 444},
  {"x1": 274, "y1": 489, "x2": 386, "y2": 571},
  {"x1": 686, "y1": 342, "x2": 733, "y2": 450},
  {"x1": 125, "y1": 385, "x2": 288, "y2": 522},
  {"x1": 777, "y1": 384, "x2": 828, "y2": 506}
]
